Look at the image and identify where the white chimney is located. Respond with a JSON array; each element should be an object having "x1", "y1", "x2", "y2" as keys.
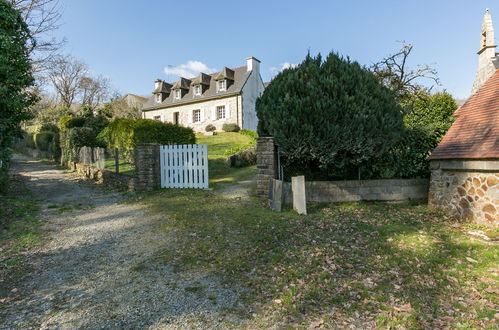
[
  {"x1": 154, "y1": 78, "x2": 162, "y2": 89},
  {"x1": 246, "y1": 56, "x2": 260, "y2": 73}
]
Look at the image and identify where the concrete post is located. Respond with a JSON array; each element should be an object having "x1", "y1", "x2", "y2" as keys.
[
  {"x1": 134, "y1": 143, "x2": 160, "y2": 191},
  {"x1": 292, "y1": 175, "x2": 307, "y2": 215},
  {"x1": 256, "y1": 137, "x2": 277, "y2": 197},
  {"x1": 270, "y1": 179, "x2": 283, "y2": 212}
]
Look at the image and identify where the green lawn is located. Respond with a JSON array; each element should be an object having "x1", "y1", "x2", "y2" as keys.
[
  {"x1": 130, "y1": 192, "x2": 498, "y2": 328},
  {"x1": 103, "y1": 158, "x2": 135, "y2": 176},
  {"x1": 196, "y1": 132, "x2": 256, "y2": 187}
]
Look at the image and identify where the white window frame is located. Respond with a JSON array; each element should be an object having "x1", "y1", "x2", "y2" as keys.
[
  {"x1": 155, "y1": 94, "x2": 162, "y2": 103},
  {"x1": 218, "y1": 80, "x2": 226, "y2": 92},
  {"x1": 192, "y1": 109, "x2": 201, "y2": 123},
  {"x1": 174, "y1": 89, "x2": 181, "y2": 100},
  {"x1": 194, "y1": 85, "x2": 201, "y2": 96},
  {"x1": 216, "y1": 105, "x2": 226, "y2": 120}
]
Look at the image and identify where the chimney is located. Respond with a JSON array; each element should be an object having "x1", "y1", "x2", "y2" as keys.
[
  {"x1": 246, "y1": 56, "x2": 261, "y2": 73},
  {"x1": 154, "y1": 79, "x2": 162, "y2": 90}
]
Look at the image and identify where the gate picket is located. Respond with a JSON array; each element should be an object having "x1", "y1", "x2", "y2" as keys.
[{"x1": 159, "y1": 144, "x2": 209, "y2": 189}]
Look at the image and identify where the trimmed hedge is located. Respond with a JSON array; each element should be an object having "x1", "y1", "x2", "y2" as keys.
[
  {"x1": 222, "y1": 123, "x2": 240, "y2": 132},
  {"x1": 100, "y1": 119, "x2": 196, "y2": 151},
  {"x1": 60, "y1": 127, "x2": 102, "y2": 165},
  {"x1": 239, "y1": 129, "x2": 258, "y2": 140},
  {"x1": 33, "y1": 131, "x2": 55, "y2": 151}
]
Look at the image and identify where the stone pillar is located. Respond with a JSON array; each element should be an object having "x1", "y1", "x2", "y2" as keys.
[
  {"x1": 135, "y1": 143, "x2": 160, "y2": 191},
  {"x1": 256, "y1": 137, "x2": 277, "y2": 197}
]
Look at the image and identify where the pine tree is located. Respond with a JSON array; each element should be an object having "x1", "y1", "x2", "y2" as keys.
[{"x1": 257, "y1": 52, "x2": 404, "y2": 179}]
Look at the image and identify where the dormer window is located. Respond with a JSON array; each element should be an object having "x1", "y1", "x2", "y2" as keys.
[
  {"x1": 155, "y1": 94, "x2": 162, "y2": 103},
  {"x1": 174, "y1": 89, "x2": 181, "y2": 100},
  {"x1": 218, "y1": 80, "x2": 226, "y2": 92},
  {"x1": 194, "y1": 85, "x2": 202, "y2": 96}
]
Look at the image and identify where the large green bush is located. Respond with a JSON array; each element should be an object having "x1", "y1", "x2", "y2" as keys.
[
  {"x1": 100, "y1": 119, "x2": 196, "y2": 151},
  {"x1": 257, "y1": 52, "x2": 404, "y2": 179},
  {"x1": 33, "y1": 131, "x2": 55, "y2": 151},
  {"x1": 362, "y1": 92, "x2": 457, "y2": 179},
  {"x1": 0, "y1": 0, "x2": 37, "y2": 186},
  {"x1": 222, "y1": 123, "x2": 240, "y2": 132},
  {"x1": 58, "y1": 115, "x2": 73, "y2": 131},
  {"x1": 60, "y1": 127, "x2": 102, "y2": 165}
]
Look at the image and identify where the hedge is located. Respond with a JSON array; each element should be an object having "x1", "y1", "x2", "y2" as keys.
[
  {"x1": 100, "y1": 119, "x2": 196, "y2": 151},
  {"x1": 60, "y1": 127, "x2": 102, "y2": 165},
  {"x1": 33, "y1": 131, "x2": 55, "y2": 151},
  {"x1": 222, "y1": 123, "x2": 240, "y2": 132}
]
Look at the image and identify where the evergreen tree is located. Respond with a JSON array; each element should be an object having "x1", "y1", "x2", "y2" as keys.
[
  {"x1": 257, "y1": 52, "x2": 404, "y2": 179},
  {"x1": 0, "y1": 0, "x2": 37, "y2": 183}
]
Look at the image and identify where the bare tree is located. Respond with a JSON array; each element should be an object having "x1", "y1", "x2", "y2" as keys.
[
  {"x1": 48, "y1": 55, "x2": 87, "y2": 109},
  {"x1": 79, "y1": 75, "x2": 111, "y2": 111},
  {"x1": 10, "y1": 0, "x2": 65, "y2": 72},
  {"x1": 370, "y1": 42, "x2": 440, "y2": 103}
]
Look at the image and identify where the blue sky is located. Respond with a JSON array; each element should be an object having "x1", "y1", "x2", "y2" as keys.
[{"x1": 54, "y1": 0, "x2": 498, "y2": 99}]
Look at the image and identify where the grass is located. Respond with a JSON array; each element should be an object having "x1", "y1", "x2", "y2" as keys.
[
  {"x1": 196, "y1": 132, "x2": 256, "y2": 188},
  {"x1": 130, "y1": 189, "x2": 499, "y2": 328},
  {"x1": 103, "y1": 158, "x2": 136, "y2": 176},
  {"x1": 0, "y1": 173, "x2": 42, "y2": 301}
]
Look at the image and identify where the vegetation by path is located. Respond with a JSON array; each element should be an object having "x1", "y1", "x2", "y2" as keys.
[
  {"x1": 133, "y1": 188, "x2": 499, "y2": 329},
  {"x1": 0, "y1": 168, "x2": 42, "y2": 301}
]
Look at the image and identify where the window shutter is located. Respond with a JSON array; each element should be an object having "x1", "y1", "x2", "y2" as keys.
[
  {"x1": 211, "y1": 107, "x2": 216, "y2": 120},
  {"x1": 188, "y1": 111, "x2": 193, "y2": 124},
  {"x1": 200, "y1": 109, "x2": 205, "y2": 122},
  {"x1": 226, "y1": 105, "x2": 230, "y2": 119}
]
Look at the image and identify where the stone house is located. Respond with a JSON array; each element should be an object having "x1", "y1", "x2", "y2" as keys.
[
  {"x1": 428, "y1": 9, "x2": 499, "y2": 226},
  {"x1": 141, "y1": 57, "x2": 265, "y2": 132}
]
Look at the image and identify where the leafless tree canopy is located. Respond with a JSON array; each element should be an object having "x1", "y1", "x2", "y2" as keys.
[
  {"x1": 79, "y1": 75, "x2": 111, "y2": 111},
  {"x1": 10, "y1": 0, "x2": 65, "y2": 72},
  {"x1": 370, "y1": 42, "x2": 440, "y2": 102},
  {"x1": 48, "y1": 55, "x2": 87, "y2": 109}
]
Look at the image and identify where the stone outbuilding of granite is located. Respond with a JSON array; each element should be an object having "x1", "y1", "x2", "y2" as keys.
[{"x1": 428, "y1": 10, "x2": 499, "y2": 226}]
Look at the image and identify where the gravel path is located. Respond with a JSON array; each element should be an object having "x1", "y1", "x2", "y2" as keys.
[{"x1": 2, "y1": 155, "x2": 245, "y2": 329}]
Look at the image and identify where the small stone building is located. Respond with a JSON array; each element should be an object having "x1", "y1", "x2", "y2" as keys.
[{"x1": 428, "y1": 10, "x2": 499, "y2": 226}]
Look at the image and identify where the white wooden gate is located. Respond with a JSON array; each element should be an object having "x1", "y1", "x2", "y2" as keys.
[{"x1": 160, "y1": 144, "x2": 209, "y2": 189}]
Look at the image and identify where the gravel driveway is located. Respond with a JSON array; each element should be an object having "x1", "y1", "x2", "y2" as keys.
[{"x1": 2, "y1": 155, "x2": 244, "y2": 329}]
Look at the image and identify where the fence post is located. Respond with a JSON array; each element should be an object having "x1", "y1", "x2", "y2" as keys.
[
  {"x1": 256, "y1": 137, "x2": 278, "y2": 197},
  {"x1": 114, "y1": 148, "x2": 119, "y2": 174},
  {"x1": 135, "y1": 143, "x2": 160, "y2": 191}
]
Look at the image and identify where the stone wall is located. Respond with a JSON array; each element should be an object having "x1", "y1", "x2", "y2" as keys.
[
  {"x1": 256, "y1": 137, "x2": 278, "y2": 197},
  {"x1": 429, "y1": 160, "x2": 499, "y2": 226},
  {"x1": 75, "y1": 163, "x2": 136, "y2": 191},
  {"x1": 282, "y1": 179, "x2": 428, "y2": 204}
]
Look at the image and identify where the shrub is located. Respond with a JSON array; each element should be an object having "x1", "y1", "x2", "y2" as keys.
[
  {"x1": 84, "y1": 114, "x2": 109, "y2": 135},
  {"x1": 222, "y1": 123, "x2": 240, "y2": 132},
  {"x1": 39, "y1": 123, "x2": 59, "y2": 134},
  {"x1": 60, "y1": 127, "x2": 101, "y2": 165},
  {"x1": 22, "y1": 132, "x2": 35, "y2": 148},
  {"x1": 205, "y1": 124, "x2": 216, "y2": 132},
  {"x1": 257, "y1": 52, "x2": 404, "y2": 180},
  {"x1": 58, "y1": 115, "x2": 73, "y2": 131},
  {"x1": 100, "y1": 118, "x2": 196, "y2": 151},
  {"x1": 239, "y1": 129, "x2": 258, "y2": 140},
  {"x1": 67, "y1": 117, "x2": 86, "y2": 129},
  {"x1": 226, "y1": 146, "x2": 256, "y2": 168},
  {"x1": 33, "y1": 131, "x2": 55, "y2": 151}
]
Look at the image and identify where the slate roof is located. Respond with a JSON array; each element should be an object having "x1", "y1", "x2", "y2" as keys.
[
  {"x1": 142, "y1": 66, "x2": 251, "y2": 111},
  {"x1": 430, "y1": 69, "x2": 499, "y2": 160}
]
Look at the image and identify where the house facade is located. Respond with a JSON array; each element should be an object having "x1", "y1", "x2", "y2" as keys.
[
  {"x1": 141, "y1": 57, "x2": 265, "y2": 132},
  {"x1": 428, "y1": 9, "x2": 499, "y2": 226}
]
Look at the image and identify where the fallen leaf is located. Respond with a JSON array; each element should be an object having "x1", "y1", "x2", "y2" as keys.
[
  {"x1": 465, "y1": 257, "x2": 478, "y2": 263},
  {"x1": 308, "y1": 319, "x2": 324, "y2": 329},
  {"x1": 274, "y1": 299, "x2": 282, "y2": 304}
]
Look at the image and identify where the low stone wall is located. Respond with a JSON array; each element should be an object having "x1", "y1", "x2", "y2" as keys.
[
  {"x1": 282, "y1": 179, "x2": 429, "y2": 204},
  {"x1": 429, "y1": 160, "x2": 499, "y2": 226},
  {"x1": 75, "y1": 163, "x2": 136, "y2": 191}
]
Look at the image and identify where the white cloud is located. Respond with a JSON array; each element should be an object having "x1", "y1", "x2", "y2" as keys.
[
  {"x1": 269, "y1": 62, "x2": 298, "y2": 75},
  {"x1": 164, "y1": 60, "x2": 217, "y2": 78}
]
